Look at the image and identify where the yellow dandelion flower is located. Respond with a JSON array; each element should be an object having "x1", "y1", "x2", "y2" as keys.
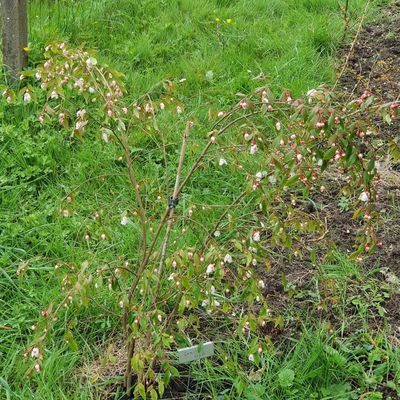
[
  {"x1": 226, "y1": 18, "x2": 232, "y2": 24},
  {"x1": 215, "y1": 17, "x2": 220, "y2": 23}
]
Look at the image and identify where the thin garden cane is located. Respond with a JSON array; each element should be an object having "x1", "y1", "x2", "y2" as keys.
[{"x1": 153, "y1": 121, "x2": 191, "y2": 300}]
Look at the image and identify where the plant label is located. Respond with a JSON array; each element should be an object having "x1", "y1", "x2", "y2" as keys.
[{"x1": 177, "y1": 341, "x2": 214, "y2": 363}]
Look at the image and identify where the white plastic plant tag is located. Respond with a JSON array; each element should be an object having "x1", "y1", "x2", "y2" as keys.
[{"x1": 177, "y1": 341, "x2": 214, "y2": 363}]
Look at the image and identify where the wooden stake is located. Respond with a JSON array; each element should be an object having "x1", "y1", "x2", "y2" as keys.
[{"x1": 1, "y1": 0, "x2": 28, "y2": 82}]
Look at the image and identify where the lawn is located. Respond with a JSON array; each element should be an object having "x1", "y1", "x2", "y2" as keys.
[{"x1": 1, "y1": 0, "x2": 399, "y2": 399}]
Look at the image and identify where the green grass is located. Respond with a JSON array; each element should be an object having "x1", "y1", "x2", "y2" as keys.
[
  {"x1": 1, "y1": 0, "x2": 399, "y2": 399},
  {"x1": 25, "y1": 0, "x2": 372, "y2": 99}
]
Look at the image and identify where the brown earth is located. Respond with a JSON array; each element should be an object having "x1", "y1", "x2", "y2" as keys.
[
  {"x1": 260, "y1": 0, "x2": 400, "y2": 340},
  {"x1": 330, "y1": 0, "x2": 400, "y2": 336},
  {"x1": 339, "y1": 0, "x2": 400, "y2": 277}
]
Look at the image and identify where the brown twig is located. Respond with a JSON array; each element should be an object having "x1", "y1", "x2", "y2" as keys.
[
  {"x1": 177, "y1": 111, "x2": 261, "y2": 195},
  {"x1": 121, "y1": 133, "x2": 148, "y2": 259},
  {"x1": 125, "y1": 335, "x2": 136, "y2": 395},
  {"x1": 333, "y1": 0, "x2": 371, "y2": 92},
  {"x1": 153, "y1": 122, "x2": 191, "y2": 298},
  {"x1": 201, "y1": 189, "x2": 247, "y2": 253}
]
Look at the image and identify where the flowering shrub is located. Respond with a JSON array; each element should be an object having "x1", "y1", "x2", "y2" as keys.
[{"x1": 5, "y1": 42, "x2": 398, "y2": 398}]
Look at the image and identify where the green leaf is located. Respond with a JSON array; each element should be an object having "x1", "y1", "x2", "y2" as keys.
[
  {"x1": 321, "y1": 383, "x2": 351, "y2": 397},
  {"x1": 285, "y1": 174, "x2": 299, "y2": 187},
  {"x1": 323, "y1": 147, "x2": 336, "y2": 161},
  {"x1": 367, "y1": 159, "x2": 375, "y2": 171},
  {"x1": 320, "y1": 159, "x2": 329, "y2": 172},
  {"x1": 158, "y1": 381, "x2": 165, "y2": 397},
  {"x1": 137, "y1": 383, "x2": 146, "y2": 399},
  {"x1": 347, "y1": 152, "x2": 357, "y2": 167},
  {"x1": 280, "y1": 272, "x2": 288, "y2": 289},
  {"x1": 178, "y1": 296, "x2": 186, "y2": 315},
  {"x1": 345, "y1": 144, "x2": 353, "y2": 158},
  {"x1": 150, "y1": 388, "x2": 158, "y2": 400},
  {"x1": 383, "y1": 113, "x2": 392, "y2": 125},
  {"x1": 324, "y1": 345, "x2": 346, "y2": 367},
  {"x1": 278, "y1": 368, "x2": 295, "y2": 388},
  {"x1": 244, "y1": 383, "x2": 266, "y2": 399},
  {"x1": 65, "y1": 330, "x2": 79, "y2": 352},
  {"x1": 170, "y1": 365, "x2": 180, "y2": 377},
  {"x1": 235, "y1": 377, "x2": 246, "y2": 396}
]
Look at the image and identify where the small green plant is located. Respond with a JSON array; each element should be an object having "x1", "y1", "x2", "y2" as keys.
[
  {"x1": 3, "y1": 41, "x2": 398, "y2": 398},
  {"x1": 338, "y1": 195, "x2": 350, "y2": 212}
]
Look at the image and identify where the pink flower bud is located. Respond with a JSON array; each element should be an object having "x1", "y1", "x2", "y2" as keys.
[
  {"x1": 250, "y1": 143, "x2": 258, "y2": 155},
  {"x1": 206, "y1": 263, "x2": 215, "y2": 274},
  {"x1": 252, "y1": 231, "x2": 260, "y2": 242},
  {"x1": 31, "y1": 347, "x2": 39, "y2": 358},
  {"x1": 23, "y1": 91, "x2": 31, "y2": 103},
  {"x1": 364, "y1": 213, "x2": 371, "y2": 221}
]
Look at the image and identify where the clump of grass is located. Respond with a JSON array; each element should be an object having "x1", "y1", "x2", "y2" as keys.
[{"x1": 26, "y1": 0, "x2": 372, "y2": 99}]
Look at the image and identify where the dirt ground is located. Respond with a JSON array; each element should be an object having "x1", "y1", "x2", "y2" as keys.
[
  {"x1": 335, "y1": 1, "x2": 400, "y2": 332},
  {"x1": 260, "y1": 0, "x2": 400, "y2": 340},
  {"x1": 339, "y1": 0, "x2": 400, "y2": 274}
]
